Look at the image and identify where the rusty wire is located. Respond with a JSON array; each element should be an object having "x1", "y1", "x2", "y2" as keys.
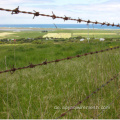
[
  {"x1": 56, "y1": 73, "x2": 119, "y2": 119},
  {"x1": 0, "y1": 7, "x2": 120, "y2": 27},
  {"x1": 0, "y1": 46, "x2": 119, "y2": 75}
]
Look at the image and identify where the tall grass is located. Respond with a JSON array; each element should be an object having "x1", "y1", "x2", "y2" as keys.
[{"x1": 0, "y1": 41, "x2": 120, "y2": 119}]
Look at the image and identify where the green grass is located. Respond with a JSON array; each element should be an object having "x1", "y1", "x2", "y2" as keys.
[
  {"x1": 0, "y1": 31, "x2": 120, "y2": 119},
  {"x1": 0, "y1": 31, "x2": 46, "y2": 39},
  {"x1": 0, "y1": 41, "x2": 119, "y2": 70},
  {"x1": 0, "y1": 29, "x2": 120, "y2": 39},
  {"x1": 49, "y1": 29, "x2": 120, "y2": 38}
]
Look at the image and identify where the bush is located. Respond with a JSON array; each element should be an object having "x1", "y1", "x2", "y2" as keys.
[
  {"x1": 0, "y1": 41, "x2": 4, "y2": 44},
  {"x1": 32, "y1": 40, "x2": 42, "y2": 44}
]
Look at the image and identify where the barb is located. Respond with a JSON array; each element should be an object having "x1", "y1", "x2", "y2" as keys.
[
  {"x1": 77, "y1": 17, "x2": 82, "y2": 23},
  {"x1": 56, "y1": 73, "x2": 119, "y2": 119},
  {"x1": 33, "y1": 10, "x2": 39, "y2": 19},
  {"x1": 11, "y1": 6, "x2": 19, "y2": 15},
  {"x1": 51, "y1": 11, "x2": 57, "y2": 20},
  {"x1": 0, "y1": 7, "x2": 120, "y2": 27},
  {"x1": 63, "y1": 15, "x2": 71, "y2": 21},
  {"x1": 111, "y1": 23, "x2": 115, "y2": 27},
  {"x1": 94, "y1": 21, "x2": 98, "y2": 24},
  {"x1": 29, "y1": 63, "x2": 36, "y2": 68},
  {"x1": 86, "y1": 19, "x2": 91, "y2": 24},
  {"x1": 101, "y1": 22, "x2": 106, "y2": 26},
  {"x1": 9, "y1": 65, "x2": 16, "y2": 74},
  {"x1": 0, "y1": 46, "x2": 119, "y2": 75}
]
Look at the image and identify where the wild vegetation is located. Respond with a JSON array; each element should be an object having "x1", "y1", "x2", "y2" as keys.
[{"x1": 0, "y1": 29, "x2": 120, "y2": 119}]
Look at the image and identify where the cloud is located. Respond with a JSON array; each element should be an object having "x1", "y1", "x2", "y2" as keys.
[
  {"x1": 0, "y1": 0, "x2": 120, "y2": 24},
  {"x1": 62, "y1": 0, "x2": 120, "y2": 24},
  {"x1": 0, "y1": 0, "x2": 55, "y2": 5},
  {"x1": 0, "y1": 0, "x2": 23, "y2": 5}
]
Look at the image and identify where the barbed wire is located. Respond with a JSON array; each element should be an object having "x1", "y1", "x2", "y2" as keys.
[
  {"x1": 56, "y1": 73, "x2": 119, "y2": 119},
  {"x1": 0, "y1": 46, "x2": 119, "y2": 75},
  {"x1": 0, "y1": 6, "x2": 120, "y2": 27}
]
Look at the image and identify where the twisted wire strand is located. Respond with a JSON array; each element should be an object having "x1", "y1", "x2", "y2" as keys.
[
  {"x1": 56, "y1": 73, "x2": 119, "y2": 119},
  {"x1": 0, "y1": 46, "x2": 119, "y2": 75},
  {"x1": 0, "y1": 7, "x2": 120, "y2": 27}
]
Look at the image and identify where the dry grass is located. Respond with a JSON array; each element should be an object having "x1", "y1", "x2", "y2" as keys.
[
  {"x1": 0, "y1": 32, "x2": 16, "y2": 38},
  {"x1": 43, "y1": 33, "x2": 71, "y2": 38}
]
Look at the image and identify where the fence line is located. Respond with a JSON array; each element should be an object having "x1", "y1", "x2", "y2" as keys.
[
  {"x1": 0, "y1": 6, "x2": 120, "y2": 27},
  {"x1": 0, "y1": 7, "x2": 120, "y2": 118},
  {"x1": 56, "y1": 73, "x2": 119, "y2": 119},
  {"x1": 0, "y1": 46, "x2": 119, "y2": 75}
]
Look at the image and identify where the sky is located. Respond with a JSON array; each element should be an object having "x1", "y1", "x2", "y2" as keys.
[{"x1": 0, "y1": 0, "x2": 120, "y2": 24}]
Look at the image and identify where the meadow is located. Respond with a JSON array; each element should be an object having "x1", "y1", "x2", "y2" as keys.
[
  {"x1": 0, "y1": 29, "x2": 120, "y2": 39},
  {"x1": 0, "y1": 29, "x2": 120, "y2": 119}
]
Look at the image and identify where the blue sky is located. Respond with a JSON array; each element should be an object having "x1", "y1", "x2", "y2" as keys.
[{"x1": 0, "y1": 0, "x2": 120, "y2": 24}]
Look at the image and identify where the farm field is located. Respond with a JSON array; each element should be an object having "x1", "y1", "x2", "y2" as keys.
[
  {"x1": 0, "y1": 29, "x2": 120, "y2": 39},
  {"x1": 0, "y1": 0, "x2": 120, "y2": 118},
  {"x1": 43, "y1": 33, "x2": 71, "y2": 38},
  {"x1": 0, "y1": 33, "x2": 120, "y2": 119}
]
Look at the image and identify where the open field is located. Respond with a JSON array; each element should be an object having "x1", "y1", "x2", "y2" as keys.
[
  {"x1": 0, "y1": 38, "x2": 120, "y2": 118},
  {"x1": 73, "y1": 33, "x2": 117, "y2": 35},
  {"x1": 0, "y1": 29, "x2": 120, "y2": 39},
  {"x1": 0, "y1": 29, "x2": 120, "y2": 119},
  {"x1": 0, "y1": 31, "x2": 46, "y2": 39},
  {"x1": 0, "y1": 0, "x2": 120, "y2": 118},
  {"x1": 43, "y1": 33, "x2": 118, "y2": 38}
]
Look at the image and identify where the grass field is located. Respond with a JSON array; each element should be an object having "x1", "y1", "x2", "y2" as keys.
[
  {"x1": 0, "y1": 29, "x2": 120, "y2": 119},
  {"x1": 0, "y1": 31, "x2": 46, "y2": 39},
  {"x1": 0, "y1": 29, "x2": 120, "y2": 39}
]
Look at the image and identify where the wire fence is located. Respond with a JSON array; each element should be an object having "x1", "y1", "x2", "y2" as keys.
[
  {"x1": 0, "y1": 7, "x2": 120, "y2": 119},
  {"x1": 56, "y1": 73, "x2": 119, "y2": 119},
  {"x1": 0, "y1": 6, "x2": 120, "y2": 27},
  {"x1": 0, "y1": 46, "x2": 119, "y2": 74}
]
